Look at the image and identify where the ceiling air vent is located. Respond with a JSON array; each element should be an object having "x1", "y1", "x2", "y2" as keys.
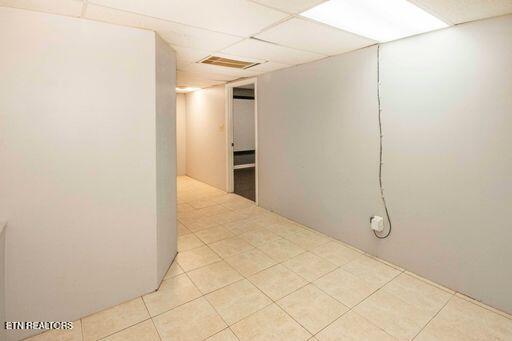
[{"x1": 199, "y1": 56, "x2": 259, "y2": 69}]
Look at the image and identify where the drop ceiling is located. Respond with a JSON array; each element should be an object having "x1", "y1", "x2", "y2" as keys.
[{"x1": 1, "y1": 0, "x2": 511, "y2": 89}]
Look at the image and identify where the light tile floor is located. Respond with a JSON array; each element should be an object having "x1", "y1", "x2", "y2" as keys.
[{"x1": 28, "y1": 176, "x2": 512, "y2": 340}]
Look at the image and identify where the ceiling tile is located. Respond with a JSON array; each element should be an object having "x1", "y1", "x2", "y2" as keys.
[
  {"x1": 181, "y1": 62, "x2": 258, "y2": 79},
  {"x1": 178, "y1": 69, "x2": 237, "y2": 82},
  {"x1": 221, "y1": 38, "x2": 325, "y2": 65},
  {"x1": 177, "y1": 71, "x2": 228, "y2": 88},
  {"x1": 172, "y1": 45, "x2": 211, "y2": 69},
  {"x1": 251, "y1": 0, "x2": 327, "y2": 14},
  {"x1": 89, "y1": 0, "x2": 289, "y2": 36},
  {"x1": 246, "y1": 61, "x2": 290, "y2": 73},
  {"x1": 176, "y1": 71, "x2": 226, "y2": 88},
  {"x1": 0, "y1": 0, "x2": 83, "y2": 17},
  {"x1": 409, "y1": 0, "x2": 512, "y2": 24},
  {"x1": 85, "y1": 4, "x2": 242, "y2": 51},
  {"x1": 256, "y1": 17, "x2": 375, "y2": 55}
]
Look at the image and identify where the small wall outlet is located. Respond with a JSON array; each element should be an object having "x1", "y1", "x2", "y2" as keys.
[{"x1": 370, "y1": 216, "x2": 384, "y2": 232}]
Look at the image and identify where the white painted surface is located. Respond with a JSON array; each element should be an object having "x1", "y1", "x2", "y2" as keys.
[
  {"x1": 255, "y1": 17, "x2": 375, "y2": 55},
  {"x1": 87, "y1": 0, "x2": 288, "y2": 36},
  {"x1": 155, "y1": 35, "x2": 177, "y2": 283},
  {"x1": 222, "y1": 38, "x2": 325, "y2": 65},
  {"x1": 233, "y1": 99, "x2": 256, "y2": 152},
  {"x1": 185, "y1": 85, "x2": 227, "y2": 190},
  {"x1": 0, "y1": 8, "x2": 176, "y2": 339},
  {"x1": 3, "y1": 0, "x2": 512, "y2": 89},
  {"x1": 258, "y1": 15, "x2": 512, "y2": 314},
  {"x1": 177, "y1": 93, "x2": 187, "y2": 175}
]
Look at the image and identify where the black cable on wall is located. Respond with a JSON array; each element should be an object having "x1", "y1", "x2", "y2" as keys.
[{"x1": 374, "y1": 44, "x2": 393, "y2": 239}]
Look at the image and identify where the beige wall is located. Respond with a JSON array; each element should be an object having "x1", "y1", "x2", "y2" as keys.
[
  {"x1": 0, "y1": 8, "x2": 176, "y2": 340},
  {"x1": 177, "y1": 93, "x2": 187, "y2": 175},
  {"x1": 258, "y1": 15, "x2": 512, "y2": 314},
  {"x1": 185, "y1": 85, "x2": 227, "y2": 190}
]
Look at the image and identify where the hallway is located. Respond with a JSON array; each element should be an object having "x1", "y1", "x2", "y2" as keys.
[{"x1": 29, "y1": 176, "x2": 512, "y2": 340}]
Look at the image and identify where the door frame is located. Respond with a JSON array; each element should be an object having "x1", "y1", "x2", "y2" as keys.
[{"x1": 225, "y1": 77, "x2": 258, "y2": 204}]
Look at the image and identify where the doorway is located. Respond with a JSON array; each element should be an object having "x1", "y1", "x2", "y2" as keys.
[{"x1": 226, "y1": 78, "x2": 257, "y2": 203}]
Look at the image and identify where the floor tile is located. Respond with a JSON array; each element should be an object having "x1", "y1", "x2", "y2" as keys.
[
  {"x1": 188, "y1": 197, "x2": 220, "y2": 209},
  {"x1": 353, "y1": 289, "x2": 441, "y2": 340},
  {"x1": 314, "y1": 268, "x2": 381, "y2": 307},
  {"x1": 164, "y1": 260, "x2": 184, "y2": 280},
  {"x1": 101, "y1": 320, "x2": 160, "y2": 341},
  {"x1": 240, "y1": 227, "x2": 282, "y2": 246},
  {"x1": 177, "y1": 222, "x2": 192, "y2": 236},
  {"x1": 382, "y1": 273, "x2": 452, "y2": 313},
  {"x1": 455, "y1": 293, "x2": 512, "y2": 320},
  {"x1": 176, "y1": 246, "x2": 221, "y2": 271},
  {"x1": 209, "y1": 237, "x2": 254, "y2": 258},
  {"x1": 177, "y1": 203, "x2": 195, "y2": 214},
  {"x1": 265, "y1": 221, "x2": 305, "y2": 237},
  {"x1": 231, "y1": 304, "x2": 311, "y2": 341},
  {"x1": 224, "y1": 248, "x2": 277, "y2": 277},
  {"x1": 153, "y1": 297, "x2": 227, "y2": 341},
  {"x1": 143, "y1": 274, "x2": 201, "y2": 316},
  {"x1": 81, "y1": 298, "x2": 149, "y2": 341},
  {"x1": 178, "y1": 234, "x2": 205, "y2": 251},
  {"x1": 220, "y1": 196, "x2": 255, "y2": 210},
  {"x1": 310, "y1": 241, "x2": 362, "y2": 266},
  {"x1": 183, "y1": 215, "x2": 220, "y2": 232},
  {"x1": 206, "y1": 279, "x2": 272, "y2": 325},
  {"x1": 206, "y1": 328, "x2": 239, "y2": 341},
  {"x1": 195, "y1": 225, "x2": 235, "y2": 244},
  {"x1": 415, "y1": 296, "x2": 512, "y2": 341},
  {"x1": 196, "y1": 205, "x2": 233, "y2": 217},
  {"x1": 341, "y1": 255, "x2": 400, "y2": 287},
  {"x1": 223, "y1": 218, "x2": 267, "y2": 235},
  {"x1": 277, "y1": 284, "x2": 348, "y2": 334},
  {"x1": 256, "y1": 238, "x2": 305, "y2": 262},
  {"x1": 316, "y1": 311, "x2": 396, "y2": 341},
  {"x1": 283, "y1": 252, "x2": 338, "y2": 282},
  {"x1": 249, "y1": 264, "x2": 308, "y2": 300},
  {"x1": 211, "y1": 211, "x2": 249, "y2": 225},
  {"x1": 282, "y1": 230, "x2": 331, "y2": 250},
  {"x1": 236, "y1": 205, "x2": 268, "y2": 218},
  {"x1": 187, "y1": 261, "x2": 243, "y2": 294},
  {"x1": 26, "y1": 320, "x2": 82, "y2": 341}
]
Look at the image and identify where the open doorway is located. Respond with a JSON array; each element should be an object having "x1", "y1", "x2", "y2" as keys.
[{"x1": 226, "y1": 78, "x2": 257, "y2": 203}]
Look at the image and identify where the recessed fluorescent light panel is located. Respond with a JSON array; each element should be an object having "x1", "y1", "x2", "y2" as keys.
[{"x1": 301, "y1": 0, "x2": 449, "y2": 42}]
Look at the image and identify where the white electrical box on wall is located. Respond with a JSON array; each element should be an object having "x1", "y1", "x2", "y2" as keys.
[{"x1": 370, "y1": 216, "x2": 384, "y2": 232}]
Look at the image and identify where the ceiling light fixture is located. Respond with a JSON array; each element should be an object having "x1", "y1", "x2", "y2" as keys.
[
  {"x1": 301, "y1": 0, "x2": 449, "y2": 42},
  {"x1": 176, "y1": 87, "x2": 199, "y2": 93}
]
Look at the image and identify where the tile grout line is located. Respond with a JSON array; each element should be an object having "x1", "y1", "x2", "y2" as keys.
[
  {"x1": 140, "y1": 293, "x2": 163, "y2": 341},
  {"x1": 411, "y1": 293, "x2": 455, "y2": 340},
  {"x1": 309, "y1": 267, "x2": 404, "y2": 339},
  {"x1": 181, "y1": 269, "x2": 234, "y2": 340}
]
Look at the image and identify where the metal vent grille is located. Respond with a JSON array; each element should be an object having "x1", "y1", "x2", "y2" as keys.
[{"x1": 199, "y1": 56, "x2": 259, "y2": 69}]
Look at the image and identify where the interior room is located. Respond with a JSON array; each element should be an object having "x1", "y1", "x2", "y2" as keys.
[{"x1": 1, "y1": 1, "x2": 511, "y2": 340}]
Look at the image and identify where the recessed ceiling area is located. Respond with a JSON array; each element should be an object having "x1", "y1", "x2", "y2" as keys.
[{"x1": 1, "y1": 0, "x2": 511, "y2": 89}]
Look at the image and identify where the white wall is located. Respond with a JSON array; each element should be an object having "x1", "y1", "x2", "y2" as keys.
[
  {"x1": 258, "y1": 15, "x2": 512, "y2": 314},
  {"x1": 233, "y1": 98, "x2": 255, "y2": 152},
  {"x1": 0, "y1": 8, "x2": 176, "y2": 339},
  {"x1": 177, "y1": 93, "x2": 187, "y2": 175},
  {"x1": 155, "y1": 35, "x2": 177, "y2": 282},
  {"x1": 185, "y1": 85, "x2": 227, "y2": 190}
]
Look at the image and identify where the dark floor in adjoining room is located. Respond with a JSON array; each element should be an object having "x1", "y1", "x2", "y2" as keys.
[{"x1": 234, "y1": 167, "x2": 255, "y2": 201}]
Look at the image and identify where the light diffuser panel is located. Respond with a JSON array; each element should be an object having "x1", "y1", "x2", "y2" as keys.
[{"x1": 301, "y1": 0, "x2": 449, "y2": 42}]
